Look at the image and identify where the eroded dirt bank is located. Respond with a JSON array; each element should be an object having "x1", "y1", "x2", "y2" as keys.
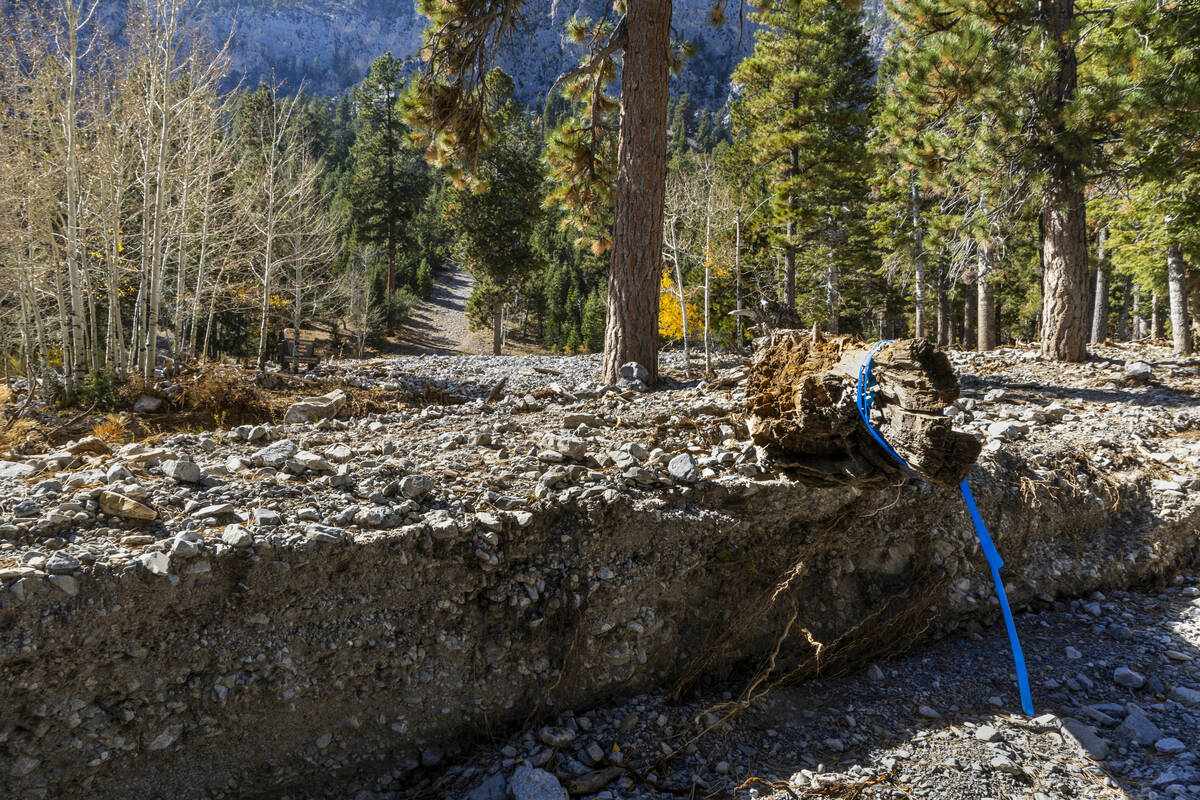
[{"x1": 0, "y1": 345, "x2": 1197, "y2": 798}]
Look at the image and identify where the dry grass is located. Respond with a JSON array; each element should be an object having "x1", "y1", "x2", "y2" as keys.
[
  {"x1": 91, "y1": 413, "x2": 129, "y2": 444},
  {"x1": 0, "y1": 418, "x2": 39, "y2": 457}
]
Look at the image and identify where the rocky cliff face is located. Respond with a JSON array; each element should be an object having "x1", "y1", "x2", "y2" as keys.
[
  {"x1": 205, "y1": 0, "x2": 756, "y2": 105},
  {"x1": 94, "y1": 0, "x2": 888, "y2": 105}
]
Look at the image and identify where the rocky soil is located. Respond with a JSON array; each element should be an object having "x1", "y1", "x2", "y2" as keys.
[
  {"x1": 0, "y1": 341, "x2": 1197, "y2": 799},
  {"x1": 386, "y1": 573, "x2": 1200, "y2": 800}
]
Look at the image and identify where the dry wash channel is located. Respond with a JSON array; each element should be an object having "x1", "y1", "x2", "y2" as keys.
[{"x1": 0, "y1": 347, "x2": 1197, "y2": 798}]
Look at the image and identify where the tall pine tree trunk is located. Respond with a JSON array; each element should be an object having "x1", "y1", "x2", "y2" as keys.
[
  {"x1": 1151, "y1": 292, "x2": 1162, "y2": 338},
  {"x1": 1090, "y1": 225, "x2": 1108, "y2": 343},
  {"x1": 1037, "y1": 0, "x2": 1089, "y2": 361},
  {"x1": 825, "y1": 259, "x2": 839, "y2": 334},
  {"x1": 963, "y1": 276, "x2": 977, "y2": 349},
  {"x1": 936, "y1": 268, "x2": 950, "y2": 347},
  {"x1": 492, "y1": 301, "x2": 503, "y2": 356},
  {"x1": 602, "y1": 0, "x2": 671, "y2": 385},
  {"x1": 1131, "y1": 282, "x2": 1147, "y2": 339},
  {"x1": 911, "y1": 181, "x2": 926, "y2": 338},
  {"x1": 1117, "y1": 274, "x2": 1132, "y2": 340},
  {"x1": 1168, "y1": 243, "x2": 1192, "y2": 355}
]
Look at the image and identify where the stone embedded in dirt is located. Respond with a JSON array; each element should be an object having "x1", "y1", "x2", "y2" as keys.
[
  {"x1": 48, "y1": 574, "x2": 78, "y2": 596},
  {"x1": 668, "y1": 453, "x2": 699, "y2": 483},
  {"x1": 324, "y1": 443, "x2": 354, "y2": 463},
  {"x1": 566, "y1": 766, "x2": 623, "y2": 795},
  {"x1": 399, "y1": 475, "x2": 434, "y2": 499},
  {"x1": 563, "y1": 412, "x2": 604, "y2": 429},
  {"x1": 133, "y1": 395, "x2": 163, "y2": 413},
  {"x1": 66, "y1": 436, "x2": 112, "y2": 456},
  {"x1": 1114, "y1": 666, "x2": 1145, "y2": 689},
  {"x1": 466, "y1": 772, "x2": 507, "y2": 800},
  {"x1": 251, "y1": 439, "x2": 297, "y2": 469},
  {"x1": 137, "y1": 551, "x2": 170, "y2": 575},
  {"x1": 619, "y1": 362, "x2": 649, "y2": 383},
  {"x1": 251, "y1": 508, "x2": 281, "y2": 527},
  {"x1": 305, "y1": 524, "x2": 345, "y2": 542},
  {"x1": 147, "y1": 725, "x2": 183, "y2": 751},
  {"x1": 1124, "y1": 361, "x2": 1153, "y2": 383},
  {"x1": 1061, "y1": 718, "x2": 1111, "y2": 761},
  {"x1": 294, "y1": 451, "x2": 335, "y2": 472},
  {"x1": 508, "y1": 766, "x2": 567, "y2": 800},
  {"x1": 974, "y1": 725, "x2": 1001, "y2": 743},
  {"x1": 1155, "y1": 737, "x2": 1187, "y2": 754},
  {"x1": 1168, "y1": 686, "x2": 1200, "y2": 706},
  {"x1": 98, "y1": 491, "x2": 156, "y2": 521},
  {"x1": 538, "y1": 725, "x2": 576, "y2": 748},
  {"x1": 0, "y1": 460, "x2": 35, "y2": 479},
  {"x1": 538, "y1": 434, "x2": 586, "y2": 461},
  {"x1": 987, "y1": 420, "x2": 1027, "y2": 440},
  {"x1": 221, "y1": 525, "x2": 253, "y2": 548},
  {"x1": 105, "y1": 463, "x2": 132, "y2": 483},
  {"x1": 282, "y1": 389, "x2": 347, "y2": 424},
  {"x1": 162, "y1": 459, "x2": 202, "y2": 484},
  {"x1": 1116, "y1": 706, "x2": 1162, "y2": 744},
  {"x1": 45, "y1": 552, "x2": 80, "y2": 574}
]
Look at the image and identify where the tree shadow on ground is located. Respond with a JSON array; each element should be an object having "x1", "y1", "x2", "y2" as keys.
[{"x1": 724, "y1": 583, "x2": 1200, "y2": 799}]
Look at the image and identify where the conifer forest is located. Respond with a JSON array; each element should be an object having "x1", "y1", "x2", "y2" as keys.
[{"x1": 0, "y1": 0, "x2": 1195, "y2": 396}]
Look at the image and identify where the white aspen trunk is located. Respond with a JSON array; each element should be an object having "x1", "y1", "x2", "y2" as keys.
[
  {"x1": 62, "y1": 0, "x2": 89, "y2": 388},
  {"x1": 734, "y1": 208, "x2": 742, "y2": 350},
  {"x1": 188, "y1": 142, "x2": 216, "y2": 358},
  {"x1": 977, "y1": 243, "x2": 997, "y2": 351},
  {"x1": 1090, "y1": 226, "x2": 1109, "y2": 344},
  {"x1": 142, "y1": 0, "x2": 180, "y2": 380},
  {"x1": 703, "y1": 189, "x2": 712, "y2": 376},
  {"x1": 1168, "y1": 243, "x2": 1192, "y2": 355}
]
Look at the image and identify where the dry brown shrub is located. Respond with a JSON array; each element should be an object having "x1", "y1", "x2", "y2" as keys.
[
  {"x1": 91, "y1": 413, "x2": 129, "y2": 443},
  {"x1": 0, "y1": 418, "x2": 38, "y2": 456},
  {"x1": 174, "y1": 368, "x2": 274, "y2": 426}
]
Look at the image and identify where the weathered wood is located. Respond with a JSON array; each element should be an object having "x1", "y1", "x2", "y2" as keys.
[{"x1": 746, "y1": 335, "x2": 980, "y2": 487}]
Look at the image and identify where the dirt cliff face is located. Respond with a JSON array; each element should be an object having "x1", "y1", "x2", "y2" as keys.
[
  {"x1": 1, "y1": 346, "x2": 1198, "y2": 797},
  {"x1": 2, "y1": 463, "x2": 1196, "y2": 798}
]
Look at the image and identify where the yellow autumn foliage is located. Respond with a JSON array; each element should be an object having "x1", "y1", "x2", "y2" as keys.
[{"x1": 659, "y1": 269, "x2": 700, "y2": 340}]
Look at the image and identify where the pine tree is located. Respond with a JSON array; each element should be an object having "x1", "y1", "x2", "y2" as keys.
[
  {"x1": 881, "y1": 0, "x2": 1166, "y2": 360},
  {"x1": 408, "y1": 0, "x2": 699, "y2": 384},
  {"x1": 730, "y1": 0, "x2": 875, "y2": 329},
  {"x1": 349, "y1": 52, "x2": 428, "y2": 331},
  {"x1": 443, "y1": 70, "x2": 545, "y2": 355}
]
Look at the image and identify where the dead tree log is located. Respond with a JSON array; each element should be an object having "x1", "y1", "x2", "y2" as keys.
[{"x1": 745, "y1": 334, "x2": 980, "y2": 487}]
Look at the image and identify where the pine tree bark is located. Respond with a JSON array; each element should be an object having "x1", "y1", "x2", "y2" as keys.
[
  {"x1": 602, "y1": 0, "x2": 671, "y2": 385},
  {"x1": 492, "y1": 301, "x2": 503, "y2": 356},
  {"x1": 1117, "y1": 274, "x2": 1132, "y2": 340},
  {"x1": 936, "y1": 269, "x2": 951, "y2": 347},
  {"x1": 963, "y1": 276, "x2": 977, "y2": 349},
  {"x1": 1168, "y1": 243, "x2": 1192, "y2": 355},
  {"x1": 1090, "y1": 226, "x2": 1108, "y2": 343},
  {"x1": 911, "y1": 181, "x2": 926, "y2": 338},
  {"x1": 1037, "y1": 0, "x2": 1089, "y2": 361}
]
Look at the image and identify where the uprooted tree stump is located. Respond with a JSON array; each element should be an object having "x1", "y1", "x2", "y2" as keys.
[{"x1": 745, "y1": 333, "x2": 981, "y2": 487}]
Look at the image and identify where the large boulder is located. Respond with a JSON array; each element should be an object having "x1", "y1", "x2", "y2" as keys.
[{"x1": 283, "y1": 389, "x2": 347, "y2": 424}]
